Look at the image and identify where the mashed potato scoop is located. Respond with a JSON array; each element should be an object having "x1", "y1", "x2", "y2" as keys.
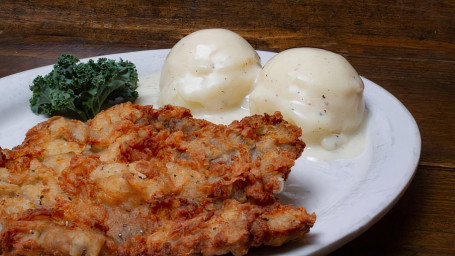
[
  {"x1": 159, "y1": 29, "x2": 261, "y2": 113},
  {"x1": 249, "y1": 48, "x2": 366, "y2": 151}
]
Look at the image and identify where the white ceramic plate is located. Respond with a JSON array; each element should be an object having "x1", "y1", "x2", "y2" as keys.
[{"x1": 0, "y1": 50, "x2": 421, "y2": 255}]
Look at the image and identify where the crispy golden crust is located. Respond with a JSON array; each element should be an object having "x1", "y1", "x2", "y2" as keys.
[{"x1": 0, "y1": 102, "x2": 315, "y2": 256}]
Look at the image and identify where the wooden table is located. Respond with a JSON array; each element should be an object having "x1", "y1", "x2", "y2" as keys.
[{"x1": 1, "y1": 1, "x2": 454, "y2": 255}]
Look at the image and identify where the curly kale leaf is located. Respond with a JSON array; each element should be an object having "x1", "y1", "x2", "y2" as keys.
[{"x1": 29, "y1": 54, "x2": 139, "y2": 121}]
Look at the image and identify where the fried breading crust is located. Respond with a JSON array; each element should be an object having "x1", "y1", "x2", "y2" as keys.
[{"x1": 0, "y1": 102, "x2": 315, "y2": 256}]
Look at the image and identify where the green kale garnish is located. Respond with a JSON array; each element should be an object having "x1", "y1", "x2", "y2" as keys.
[{"x1": 29, "y1": 54, "x2": 139, "y2": 121}]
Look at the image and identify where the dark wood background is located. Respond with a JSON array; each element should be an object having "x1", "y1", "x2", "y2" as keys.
[{"x1": 1, "y1": 0, "x2": 454, "y2": 255}]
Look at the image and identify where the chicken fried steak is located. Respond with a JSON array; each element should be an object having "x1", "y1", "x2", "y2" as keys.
[{"x1": 0, "y1": 102, "x2": 315, "y2": 256}]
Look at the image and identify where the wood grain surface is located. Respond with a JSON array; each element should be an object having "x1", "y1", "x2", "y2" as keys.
[{"x1": 1, "y1": 0, "x2": 454, "y2": 255}]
